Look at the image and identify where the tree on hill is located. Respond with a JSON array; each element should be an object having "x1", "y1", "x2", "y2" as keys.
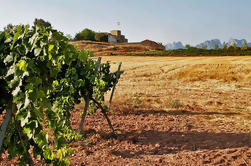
[
  {"x1": 95, "y1": 32, "x2": 108, "y2": 42},
  {"x1": 232, "y1": 43, "x2": 238, "y2": 51},
  {"x1": 34, "y1": 18, "x2": 51, "y2": 28},
  {"x1": 66, "y1": 34, "x2": 73, "y2": 41},
  {"x1": 223, "y1": 44, "x2": 228, "y2": 51},
  {"x1": 241, "y1": 42, "x2": 248, "y2": 51},
  {"x1": 228, "y1": 45, "x2": 234, "y2": 51},
  {"x1": 214, "y1": 44, "x2": 219, "y2": 50},
  {"x1": 74, "y1": 28, "x2": 96, "y2": 41},
  {"x1": 202, "y1": 45, "x2": 207, "y2": 49},
  {"x1": 185, "y1": 44, "x2": 190, "y2": 49}
]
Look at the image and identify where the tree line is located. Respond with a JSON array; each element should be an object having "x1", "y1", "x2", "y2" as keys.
[
  {"x1": 0, "y1": 19, "x2": 109, "y2": 42},
  {"x1": 123, "y1": 43, "x2": 251, "y2": 56}
]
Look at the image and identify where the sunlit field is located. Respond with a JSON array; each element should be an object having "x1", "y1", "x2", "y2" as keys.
[{"x1": 103, "y1": 56, "x2": 251, "y2": 111}]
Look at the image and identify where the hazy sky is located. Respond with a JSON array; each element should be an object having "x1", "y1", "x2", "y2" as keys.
[{"x1": 1, "y1": 0, "x2": 251, "y2": 45}]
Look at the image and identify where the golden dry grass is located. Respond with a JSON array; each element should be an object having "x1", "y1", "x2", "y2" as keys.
[
  {"x1": 96, "y1": 56, "x2": 251, "y2": 131},
  {"x1": 70, "y1": 56, "x2": 251, "y2": 132},
  {"x1": 169, "y1": 64, "x2": 251, "y2": 84}
]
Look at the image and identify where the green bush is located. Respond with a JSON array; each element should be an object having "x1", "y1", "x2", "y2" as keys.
[
  {"x1": 74, "y1": 28, "x2": 96, "y2": 41},
  {"x1": 34, "y1": 18, "x2": 51, "y2": 28}
]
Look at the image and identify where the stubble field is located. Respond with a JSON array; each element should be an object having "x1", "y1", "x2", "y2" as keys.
[{"x1": 69, "y1": 56, "x2": 251, "y2": 165}]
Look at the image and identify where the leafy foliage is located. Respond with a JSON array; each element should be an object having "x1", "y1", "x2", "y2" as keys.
[
  {"x1": 0, "y1": 23, "x2": 120, "y2": 165},
  {"x1": 34, "y1": 18, "x2": 52, "y2": 28},
  {"x1": 3, "y1": 24, "x2": 15, "y2": 33},
  {"x1": 74, "y1": 29, "x2": 109, "y2": 43},
  {"x1": 74, "y1": 28, "x2": 96, "y2": 41},
  {"x1": 185, "y1": 44, "x2": 190, "y2": 49},
  {"x1": 214, "y1": 44, "x2": 219, "y2": 50},
  {"x1": 88, "y1": 62, "x2": 121, "y2": 114},
  {"x1": 241, "y1": 42, "x2": 248, "y2": 50},
  {"x1": 202, "y1": 45, "x2": 207, "y2": 49}
]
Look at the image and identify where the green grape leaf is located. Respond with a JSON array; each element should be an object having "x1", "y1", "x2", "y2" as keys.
[
  {"x1": 16, "y1": 60, "x2": 27, "y2": 71},
  {"x1": 21, "y1": 111, "x2": 31, "y2": 127},
  {"x1": 49, "y1": 44, "x2": 54, "y2": 51},
  {"x1": 3, "y1": 54, "x2": 13, "y2": 64},
  {"x1": 23, "y1": 94, "x2": 30, "y2": 109},
  {"x1": 34, "y1": 48, "x2": 42, "y2": 57},
  {"x1": 10, "y1": 25, "x2": 23, "y2": 50}
]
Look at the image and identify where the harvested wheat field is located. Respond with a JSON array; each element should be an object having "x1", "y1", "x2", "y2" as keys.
[{"x1": 68, "y1": 56, "x2": 251, "y2": 165}]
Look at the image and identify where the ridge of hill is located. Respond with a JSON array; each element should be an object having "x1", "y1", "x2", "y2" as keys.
[{"x1": 70, "y1": 40, "x2": 165, "y2": 56}]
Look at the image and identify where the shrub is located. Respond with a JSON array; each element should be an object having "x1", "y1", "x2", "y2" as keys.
[
  {"x1": 74, "y1": 28, "x2": 96, "y2": 41},
  {"x1": 34, "y1": 18, "x2": 51, "y2": 28}
]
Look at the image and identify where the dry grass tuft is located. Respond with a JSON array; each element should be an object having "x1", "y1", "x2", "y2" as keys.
[{"x1": 169, "y1": 100, "x2": 185, "y2": 109}]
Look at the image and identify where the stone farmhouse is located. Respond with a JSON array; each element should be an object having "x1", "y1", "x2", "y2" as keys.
[{"x1": 108, "y1": 30, "x2": 128, "y2": 43}]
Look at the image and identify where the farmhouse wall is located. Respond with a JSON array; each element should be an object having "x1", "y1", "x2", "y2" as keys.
[
  {"x1": 108, "y1": 30, "x2": 128, "y2": 43},
  {"x1": 110, "y1": 30, "x2": 121, "y2": 36}
]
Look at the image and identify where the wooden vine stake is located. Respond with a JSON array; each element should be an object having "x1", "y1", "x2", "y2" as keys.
[
  {"x1": 0, "y1": 104, "x2": 34, "y2": 165},
  {"x1": 99, "y1": 62, "x2": 122, "y2": 134},
  {"x1": 0, "y1": 107, "x2": 12, "y2": 150},
  {"x1": 107, "y1": 62, "x2": 122, "y2": 110},
  {"x1": 79, "y1": 57, "x2": 101, "y2": 132},
  {"x1": 79, "y1": 58, "x2": 122, "y2": 134}
]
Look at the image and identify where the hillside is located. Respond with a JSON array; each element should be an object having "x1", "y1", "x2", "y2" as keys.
[{"x1": 70, "y1": 40, "x2": 165, "y2": 56}]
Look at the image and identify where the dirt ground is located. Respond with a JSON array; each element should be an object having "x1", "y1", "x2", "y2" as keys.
[{"x1": 2, "y1": 56, "x2": 251, "y2": 165}]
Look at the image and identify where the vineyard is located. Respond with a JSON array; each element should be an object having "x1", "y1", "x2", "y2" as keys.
[{"x1": 0, "y1": 24, "x2": 251, "y2": 165}]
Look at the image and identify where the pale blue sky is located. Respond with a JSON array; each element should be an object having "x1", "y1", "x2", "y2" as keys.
[{"x1": 1, "y1": 0, "x2": 251, "y2": 45}]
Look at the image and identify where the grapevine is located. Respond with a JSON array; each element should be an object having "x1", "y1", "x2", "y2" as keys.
[{"x1": 0, "y1": 23, "x2": 121, "y2": 165}]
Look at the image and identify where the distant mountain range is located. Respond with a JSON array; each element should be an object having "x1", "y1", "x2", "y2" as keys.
[
  {"x1": 165, "y1": 38, "x2": 251, "y2": 50},
  {"x1": 196, "y1": 39, "x2": 223, "y2": 49},
  {"x1": 165, "y1": 41, "x2": 185, "y2": 50}
]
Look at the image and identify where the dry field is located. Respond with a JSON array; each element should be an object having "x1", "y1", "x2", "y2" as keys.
[
  {"x1": 103, "y1": 56, "x2": 251, "y2": 110},
  {"x1": 68, "y1": 56, "x2": 251, "y2": 165}
]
